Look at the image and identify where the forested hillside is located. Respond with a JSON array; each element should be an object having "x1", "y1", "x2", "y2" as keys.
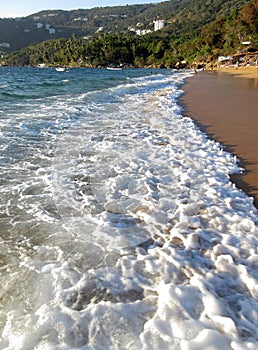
[
  {"x1": 3, "y1": 0, "x2": 258, "y2": 67},
  {"x1": 0, "y1": 0, "x2": 249, "y2": 53}
]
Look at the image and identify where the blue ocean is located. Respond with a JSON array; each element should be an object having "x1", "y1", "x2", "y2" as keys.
[{"x1": 0, "y1": 67, "x2": 257, "y2": 349}]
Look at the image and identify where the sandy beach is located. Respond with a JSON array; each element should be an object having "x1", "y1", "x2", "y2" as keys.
[
  {"x1": 215, "y1": 65, "x2": 258, "y2": 79},
  {"x1": 180, "y1": 67, "x2": 258, "y2": 208}
]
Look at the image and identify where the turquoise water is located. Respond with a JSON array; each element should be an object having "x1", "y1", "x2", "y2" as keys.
[{"x1": 0, "y1": 67, "x2": 257, "y2": 349}]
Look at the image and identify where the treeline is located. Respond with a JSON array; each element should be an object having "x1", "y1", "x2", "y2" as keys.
[
  {"x1": 6, "y1": 33, "x2": 186, "y2": 68},
  {"x1": 5, "y1": 0, "x2": 258, "y2": 68}
]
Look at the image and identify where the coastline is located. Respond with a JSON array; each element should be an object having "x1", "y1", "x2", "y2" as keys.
[{"x1": 180, "y1": 68, "x2": 258, "y2": 209}]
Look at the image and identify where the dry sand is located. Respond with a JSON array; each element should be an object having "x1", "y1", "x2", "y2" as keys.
[
  {"x1": 215, "y1": 65, "x2": 258, "y2": 79},
  {"x1": 180, "y1": 68, "x2": 258, "y2": 208}
]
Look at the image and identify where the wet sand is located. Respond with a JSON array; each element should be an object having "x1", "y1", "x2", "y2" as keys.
[{"x1": 180, "y1": 70, "x2": 258, "y2": 208}]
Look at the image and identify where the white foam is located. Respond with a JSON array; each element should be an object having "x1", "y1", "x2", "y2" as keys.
[{"x1": 0, "y1": 69, "x2": 257, "y2": 349}]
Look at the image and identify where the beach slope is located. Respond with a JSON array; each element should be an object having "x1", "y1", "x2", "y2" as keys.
[{"x1": 180, "y1": 69, "x2": 258, "y2": 208}]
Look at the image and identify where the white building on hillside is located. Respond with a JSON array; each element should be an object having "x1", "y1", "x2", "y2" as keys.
[
  {"x1": 136, "y1": 29, "x2": 152, "y2": 36},
  {"x1": 154, "y1": 20, "x2": 166, "y2": 31},
  {"x1": 0, "y1": 42, "x2": 10, "y2": 48}
]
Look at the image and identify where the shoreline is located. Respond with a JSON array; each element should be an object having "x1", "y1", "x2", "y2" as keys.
[{"x1": 180, "y1": 68, "x2": 258, "y2": 209}]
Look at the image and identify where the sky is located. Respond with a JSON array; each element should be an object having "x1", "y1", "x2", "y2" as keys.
[{"x1": 1, "y1": 0, "x2": 160, "y2": 18}]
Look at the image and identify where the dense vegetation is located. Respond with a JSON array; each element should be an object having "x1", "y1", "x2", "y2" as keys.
[
  {"x1": 3, "y1": 0, "x2": 258, "y2": 68},
  {"x1": 0, "y1": 0, "x2": 248, "y2": 53}
]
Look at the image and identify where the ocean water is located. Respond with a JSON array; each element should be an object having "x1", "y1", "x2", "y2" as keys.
[{"x1": 0, "y1": 67, "x2": 257, "y2": 350}]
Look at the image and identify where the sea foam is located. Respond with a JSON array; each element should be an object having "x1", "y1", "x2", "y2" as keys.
[{"x1": 0, "y1": 68, "x2": 257, "y2": 349}]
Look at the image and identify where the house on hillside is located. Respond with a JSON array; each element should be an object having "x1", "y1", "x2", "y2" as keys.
[
  {"x1": 136, "y1": 29, "x2": 152, "y2": 35},
  {"x1": 96, "y1": 27, "x2": 104, "y2": 33},
  {"x1": 0, "y1": 42, "x2": 10, "y2": 48},
  {"x1": 154, "y1": 20, "x2": 166, "y2": 31}
]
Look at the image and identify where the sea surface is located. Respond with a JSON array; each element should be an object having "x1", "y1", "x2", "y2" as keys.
[{"x1": 0, "y1": 67, "x2": 257, "y2": 350}]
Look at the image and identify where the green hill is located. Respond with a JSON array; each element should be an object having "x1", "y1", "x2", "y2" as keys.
[
  {"x1": 3, "y1": 0, "x2": 258, "y2": 67},
  {"x1": 0, "y1": 0, "x2": 249, "y2": 53}
]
